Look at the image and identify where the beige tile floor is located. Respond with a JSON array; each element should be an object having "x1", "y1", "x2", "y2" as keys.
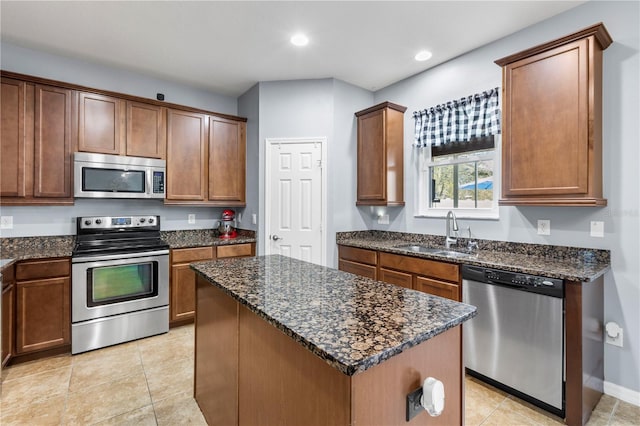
[{"x1": 1, "y1": 324, "x2": 638, "y2": 425}]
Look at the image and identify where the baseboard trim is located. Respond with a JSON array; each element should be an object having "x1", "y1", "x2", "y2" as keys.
[{"x1": 604, "y1": 381, "x2": 640, "y2": 407}]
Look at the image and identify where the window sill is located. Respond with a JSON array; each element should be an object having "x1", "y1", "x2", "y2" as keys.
[{"x1": 415, "y1": 210, "x2": 499, "y2": 220}]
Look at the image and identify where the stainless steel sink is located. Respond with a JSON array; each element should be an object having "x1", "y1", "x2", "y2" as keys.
[
  {"x1": 393, "y1": 244, "x2": 443, "y2": 254},
  {"x1": 394, "y1": 244, "x2": 472, "y2": 258}
]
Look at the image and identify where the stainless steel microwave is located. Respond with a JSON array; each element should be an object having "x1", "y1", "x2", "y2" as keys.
[{"x1": 74, "y1": 152, "x2": 165, "y2": 199}]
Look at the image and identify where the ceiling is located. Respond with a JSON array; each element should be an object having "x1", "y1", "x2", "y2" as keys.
[{"x1": 1, "y1": 1, "x2": 587, "y2": 97}]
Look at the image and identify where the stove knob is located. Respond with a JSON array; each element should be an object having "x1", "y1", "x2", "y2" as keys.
[
  {"x1": 140, "y1": 218, "x2": 146, "y2": 223},
  {"x1": 84, "y1": 219, "x2": 92, "y2": 226},
  {"x1": 95, "y1": 219, "x2": 102, "y2": 225},
  {"x1": 148, "y1": 217, "x2": 154, "y2": 224}
]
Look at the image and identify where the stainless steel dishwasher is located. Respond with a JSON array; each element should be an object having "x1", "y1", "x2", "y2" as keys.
[{"x1": 462, "y1": 264, "x2": 564, "y2": 417}]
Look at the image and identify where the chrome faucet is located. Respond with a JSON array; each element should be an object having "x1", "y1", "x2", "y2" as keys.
[{"x1": 445, "y1": 210, "x2": 459, "y2": 249}]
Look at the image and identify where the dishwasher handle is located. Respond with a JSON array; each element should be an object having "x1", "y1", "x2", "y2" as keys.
[{"x1": 461, "y1": 265, "x2": 488, "y2": 282}]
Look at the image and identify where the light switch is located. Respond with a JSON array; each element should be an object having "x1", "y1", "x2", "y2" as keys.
[{"x1": 590, "y1": 221, "x2": 604, "y2": 237}]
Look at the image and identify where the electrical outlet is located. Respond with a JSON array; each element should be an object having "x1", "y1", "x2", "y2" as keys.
[
  {"x1": 406, "y1": 386, "x2": 424, "y2": 421},
  {"x1": 252, "y1": 214, "x2": 257, "y2": 225},
  {"x1": 188, "y1": 214, "x2": 196, "y2": 224},
  {"x1": 0, "y1": 216, "x2": 13, "y2": 229},
  {"x1": 590, "y1": 221, "x2": 604, "y2": 237},
  {"x1": 377, "y1": 214, "x2": 390, "y2": 225},
  {"x1": 237, "y1": 212, "x2": 242, "y2": 223},
  {"x1": 537, "y1": 219, "x2": 550, "y2": 235}
]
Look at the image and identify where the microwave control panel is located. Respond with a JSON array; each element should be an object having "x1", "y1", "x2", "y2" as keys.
[{"x1": 153, "y1": 171, "x2": 165, "y2": 194}]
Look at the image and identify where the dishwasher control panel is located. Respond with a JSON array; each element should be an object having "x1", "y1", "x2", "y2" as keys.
[{"x1": 462, "y1": 265, "x2": 564, "y2": 297}]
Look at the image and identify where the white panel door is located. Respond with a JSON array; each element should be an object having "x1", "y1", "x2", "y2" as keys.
[{"x1": 267, "y1": 140, "x2": 323, "y2": 265}]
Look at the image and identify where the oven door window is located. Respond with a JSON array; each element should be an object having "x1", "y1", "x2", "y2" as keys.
[
  {"x1": 87, "y1": 262, "x2": 158, "y2": 306},
  {"x1": 82, "y1": 167, "x2": 146, "y2": 193}
]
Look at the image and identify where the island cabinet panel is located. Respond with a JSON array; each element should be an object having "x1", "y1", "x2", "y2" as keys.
[
  {"x1": 170, "y1": 247, "x2": 215, "y2": 326},
  {"x1": 78, "y1": 92, "x2": 125, "y2": 155},
  {"x1": 195, "y1": 279, "x2": 238, "y2": 426},
  {"x1": 238, "y1": 304, "x2": 351, "y2": 426},
  {"x1": 351, "y1": 326, "x2": 462, "y2": 426}
]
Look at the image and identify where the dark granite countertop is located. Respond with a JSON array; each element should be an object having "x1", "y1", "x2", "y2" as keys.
[
  {"x1": 337, "y1": 231, "x2": 610, "y2": 282},
  {"x1": 191, "y1": 254, "x2": 477, "y2": 376},
  {"x1": 160, "y1": 229, "x2": 256, "y2": 249},
  {"x1": 0, "y1": 229, "x2": 256, "y2": 261}
]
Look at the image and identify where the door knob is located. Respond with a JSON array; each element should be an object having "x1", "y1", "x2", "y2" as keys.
[{"x1": 271, "y1": 235, "x2": 281, "y2": 241}]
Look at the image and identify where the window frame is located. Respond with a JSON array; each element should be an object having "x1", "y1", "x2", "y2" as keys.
[{"x1": 415, "y1": 137, "x2": 500, "y2": 220}]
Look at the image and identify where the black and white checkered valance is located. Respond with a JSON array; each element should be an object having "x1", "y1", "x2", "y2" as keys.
[{"x1": 413, "y1": 88, "x2": 501, "y2": 148}]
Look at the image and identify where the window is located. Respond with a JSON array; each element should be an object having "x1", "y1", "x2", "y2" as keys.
[
  {"x1": 413, "y1": 88, "x2": 501, "y2": 219},
  {"x1": 416, "y1": 136, "x2": 499, "y2": 219}
]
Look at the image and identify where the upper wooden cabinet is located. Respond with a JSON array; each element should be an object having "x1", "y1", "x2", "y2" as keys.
[
  {"x1": 208, "y1": 116, "x2": 246, "y2": 205},
  {"x1": 78, "y1": 93, "x2": 166, "y2": 159},
  {"x1": 166, "y1": 110, "x2": 247, "y2": 206},
  {"x1": 1, "y1": 77, "x2": 74, "y2": 205},
  {"x1": 165, "y1": 109, "x2": 208, "y2": 202},
  {"x1": 355, "y1": 102, "x2": 406, "y2": 206},
  {"x1": 126, "y1": 101, "x2": 166, "y2": 159},
  {"x1": 496, "y1": 23, "x2": 612, "y2": 206}
]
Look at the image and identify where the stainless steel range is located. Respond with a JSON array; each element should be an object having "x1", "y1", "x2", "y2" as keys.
[{"x1": 71, "y1": 215, "x2": 169, "y2": 354}]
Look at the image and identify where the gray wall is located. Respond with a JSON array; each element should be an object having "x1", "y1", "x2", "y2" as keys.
[
  {"x1": 237, "y1": 83, "x2": 260, "y2": 233},
  {"x1": 373, "y1": 0, "x2": 639, "y2": 395},
  {"x1": 0, "y1": 41, "x2": 243, "y2": 235}
]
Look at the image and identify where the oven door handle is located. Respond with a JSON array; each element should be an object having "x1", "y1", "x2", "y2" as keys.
[{"x1": 72, "y1": 249, "x2": 170, "y2": 263}]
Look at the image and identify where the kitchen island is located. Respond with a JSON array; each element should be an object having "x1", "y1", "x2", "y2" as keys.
[{"x1": 191, "y1": 255, "x2": 476, "y2": 426}]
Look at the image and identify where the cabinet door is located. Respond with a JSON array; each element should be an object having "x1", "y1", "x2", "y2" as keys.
[
  {"x1": 357, "y1": 108, "x2": 386, "y2": 203},
  {"x1": 2, "y1": 284, "x2": 15, "y2": 367},
  {"x1": 166, "y1": 109, "x2": 208, "y2": 201},
  {"x1": 33, "y1": 84, "x2": 73, "y2": 198},
  {"x1": 1, "y1": 77, "x2": 28, "y2": 198},
  {"x1": 378, "y1": 267, "x2": 413, "y2": 289},
  {"x1": 338, "y1": 260, "x2": 377, "y2": 280},
  {"x1": 502, "y1": 39, "x2": 589, "y2": 197},
  {"x1": 208, "y1": 117, "x2": 246, "y2": 204},
  {"x1": 16, "y1": 277, "x2": 70, "y2": 354},
  {"x1": 415, "y1": 276, "x2": 460, "y2": 301},
  {"x1": 126, "y1": 101, "x2": 166, "y2": 159},
  {"x1": 171, "y1": 264, "x2": 197, "y2": 323},
  {"x1": 78, "y1": 92, "x2": 125, "y2": 155}
]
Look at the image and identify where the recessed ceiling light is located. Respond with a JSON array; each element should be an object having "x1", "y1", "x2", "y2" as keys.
[
  {"x1": 415, "y1": 50, "x2": 433, "y2": 61},
  {"x1": 290, "y1": 33, "x2": 309, "y2": 47}
]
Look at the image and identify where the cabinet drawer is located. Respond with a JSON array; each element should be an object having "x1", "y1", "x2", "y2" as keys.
[
  {"x1": 217, "y1": 243, "x2": 254, "y2": 259},
  {"x1": 339, "y1": 260, "x2": 377, "y2": 280},
  {"x1": 378, "y1": 267, "x2": 412, "y2": 289},
  {"x1": 172, "y1": 247, "x2": 214, "y2": 264},
  {"x1": 338, "y1": 246, "x2": 377, "y2": 266},
  {"x1": 378, "y1": 252, "x2": 459, "y2": 283},
  {"x1": 415, "y1": 276, "x2": 460, "y2": 301},
  {"x1": 16, "y1": 258, "x2": 70, "y2": 281}
]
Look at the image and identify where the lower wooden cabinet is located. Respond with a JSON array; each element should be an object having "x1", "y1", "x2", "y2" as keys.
[
  {"x1": 170, "y1": 247, "x2": 215, "y2": 325},
  {"x1": 170, "y1": 243, "x2": 256, "y2": 326},
  {"x1": 337, "y1": 246, "x2": 378, "y2": 280},
  {"x1": 2, "y1": 263, "x2": 16, "y2": 367},
  {"x1": 15, "y1": 258, "x2": 71, "y2": 355},
  {"x1": 338, "y1": 245, "x2": 461, "y2": 302}
]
